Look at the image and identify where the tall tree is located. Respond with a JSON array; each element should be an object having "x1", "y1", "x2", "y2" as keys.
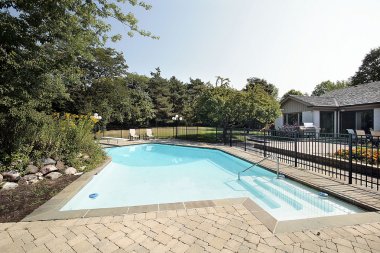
[
  {"x1": 311, "y1": 80, "x2": 349, "y2": 96},
  {"x1": 351, "y1": 47, "x2": 380, "y2": 85},
  {"x1": 148, "y1": 68, "x2": 173, "y2": 123},
  {"x1": 244, "y1": 77, "x2": 279, "y2": 98}
]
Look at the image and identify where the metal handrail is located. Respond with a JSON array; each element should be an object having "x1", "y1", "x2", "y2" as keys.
[{"x1": 238, "y1": 155, "x2": 280, "y2": 180}]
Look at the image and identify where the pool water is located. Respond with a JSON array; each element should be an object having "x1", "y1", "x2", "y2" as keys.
[{"x1": 61, "y1": 144, "x2": 363, "y2": 220}]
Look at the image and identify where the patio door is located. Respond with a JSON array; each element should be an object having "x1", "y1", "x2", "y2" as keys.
[
  {"x1": 340, "y1": 111, "x2": 356, "y2": 133},
  {"x1": 320, "y1": 111, "x2": 334, "y2": 133}
]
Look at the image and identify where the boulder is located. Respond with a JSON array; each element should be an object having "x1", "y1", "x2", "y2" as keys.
[
  {"x1": 2, "y1": 171, "x2": 21, "y2": 182},
  {"x1": 56, "y1": 161, "x2": 65, "y2": 171},
  {"x1": 26, "y1": 164, "x2": 39, "y2": 174},
  {"x1": 2, "y1": 182, "x2": 18, "y2": 190},
  {"x1": 42, "y1": 158, "x2": 56, "y2": 166},
  {"x1": 40, "y1": 165, "x2": 58, "y2": 175},
  {"x1": 64, "y1": 167, "x2": 77, "y2": 175},
  {"x1": 45, "y1": 172, "x2": 62, "y2": 180}
]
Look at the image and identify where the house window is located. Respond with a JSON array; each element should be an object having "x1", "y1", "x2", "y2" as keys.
[{"x1": 283, "y1": 113, "x2": 302, "y2": 125}]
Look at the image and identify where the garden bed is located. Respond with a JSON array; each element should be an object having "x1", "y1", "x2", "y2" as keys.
[{"x1": 0, "y1": 175, "x2": 79, "y2": 223}]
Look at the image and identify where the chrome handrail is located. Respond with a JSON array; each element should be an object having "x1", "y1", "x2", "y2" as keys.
[{"x1": 238, "y1": 155, "x2": 280, "y2": 180}]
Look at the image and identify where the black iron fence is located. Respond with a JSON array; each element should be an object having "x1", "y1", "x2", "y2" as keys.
[
  {"x1": 98, "y1": 126, "x2": 380, "y2": 191},
  {"x1": 228, "y1": 130, "x2": 380, "y2": 191}
]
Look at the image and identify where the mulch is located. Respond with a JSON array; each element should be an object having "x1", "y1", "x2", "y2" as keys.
[{"x1": 0, "y1": 175, "x2": 79, "y2": 223}]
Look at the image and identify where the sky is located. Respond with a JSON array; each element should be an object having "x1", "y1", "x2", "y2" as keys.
[{"x1": 108, "y1": 0, "x2": 380, "y2": 96}]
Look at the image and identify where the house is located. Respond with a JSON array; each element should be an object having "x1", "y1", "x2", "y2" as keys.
[{"x1": 275, "y1": 82, "x2": 380, "y2": 133}]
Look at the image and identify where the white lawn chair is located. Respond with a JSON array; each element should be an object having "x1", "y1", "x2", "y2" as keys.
[
  {"x1": 145, "y1": 129, "x2": 154, "y2": 139},
  {"x1": 129, "y1": 129, "x2": 139, "y2": 140}
]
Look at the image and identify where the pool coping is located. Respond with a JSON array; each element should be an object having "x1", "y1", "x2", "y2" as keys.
[{"x1": 22, "y1": 141, "x2": 380, "y2": 234}]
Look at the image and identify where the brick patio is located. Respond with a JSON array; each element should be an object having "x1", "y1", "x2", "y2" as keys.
[{"x1": 1, "y1": 204, "x2": 380, "y2": 253}]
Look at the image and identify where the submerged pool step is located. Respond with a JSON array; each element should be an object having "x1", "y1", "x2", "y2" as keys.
[
  {"x1": 245, "y1": 176, "x2": 335, "y2": 213},
  {"x1": 269, "y1": 178, "x2": 335, "y2": 212},
  {"x1": 241, "y1": 177, "x2": 303, "y2": 210},
  {"x1": 237, "y1": 179, "x2": 281, "y2": 209}
]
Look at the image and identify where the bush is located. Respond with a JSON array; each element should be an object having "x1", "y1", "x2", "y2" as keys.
[{"x1": 0, "y1": 113, "x2": 105, "y2": 173}]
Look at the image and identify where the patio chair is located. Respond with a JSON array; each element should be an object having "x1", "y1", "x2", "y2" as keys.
[
  {"x1": 347, "y1": 129, "x2": 358, "y2": 142},
  {"x1": 355, "y1": 129, "x2": 368, "y2": 144},
  {"x1": 129, "y1": 129, "x2": 139, "y2": 140},
  {"x1": 370, "y1": 130, "x2": 380, "y2": 147},
  {"x1": 145, "y1": 128, "x2": 154, "y2": 139}
]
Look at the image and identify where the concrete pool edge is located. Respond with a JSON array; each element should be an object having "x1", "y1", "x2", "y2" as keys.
[{"x1": 22, "y1": 141, "x2": 380, "y2": 234}]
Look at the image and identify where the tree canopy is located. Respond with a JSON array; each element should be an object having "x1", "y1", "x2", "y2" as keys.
[
  {"x1": 280, "y1": 89, "x2": 305, "y2": 102},
  {"x1": 351, "y1": 47, "x2": 380, "y2": 85},
  {"x1": 244, "y1": 77, "x2": 279, "y2": 98},
  {"x1": 311, "y1": 80, "x2": 349, "y2": 96}
]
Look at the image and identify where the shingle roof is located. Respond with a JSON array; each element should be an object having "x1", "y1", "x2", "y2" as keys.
[{"x1": 287, "y1": 81, "x2": 380, "y2": 107}]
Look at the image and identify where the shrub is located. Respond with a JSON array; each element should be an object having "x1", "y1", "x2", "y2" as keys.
[
  {"x1": 334, "y1": 147, "x2": 380, "y2": 165},
  {"x1": 0, "y1": 113, "x2": 105, "y2": 173}
]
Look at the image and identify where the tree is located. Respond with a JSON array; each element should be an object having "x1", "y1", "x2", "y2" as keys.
[
  {"x1": 148, "y1": 68, "x2": 173, "y2": 123},
  {"x1": 243, "y1": 85, "x2": 281, "y2": 129},
  {"x1": 311, "y1": 80, "x2": 349, "y2": 96},
  {"x1": 215, "y1": 76, "x2": 231, "y2": 87},
  {"x1": 194, "y1": 86, "x2": 246, "y2": 143},
  {"x1": 0, "y1": 0, "x2": 155, "y2": 157},
  {"x1": 281, "y1": 89, "x2": 304, "y2": 102},
  {"x1": 351, "y1": 47, "x2": 380, "y2": 85},
  {"x1": 244, "y1": 77, "x2": 279, "y2": 98}
]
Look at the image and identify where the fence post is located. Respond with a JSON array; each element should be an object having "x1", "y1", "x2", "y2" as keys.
[
  {"x1": 215, "y1": 127, "x2": 218, "y2": 142},
  {"x1": 294, "y1": 132, "x2": 298, "y2": 167},
  {"x1": 197, "y1": 126, "x2": 199, "y2": 140},
  {"x1": 264, "y1": 130, "x2": 267, "y2": 157},
  {"x1": 348, "y1": 133, "x2": 353, "y2": 184},
  {"x1": 185, "y1": 125, "x2": 187, "y2": 139},
  {"x1": 244, "y1": 134, "x2": 247, "y2": 151},
  {"x1": 229, "y1": 128, "x2": 232, "y2": 147},
  {"x1": 121, "y1": 129, "x2": 122, "y2": 138}
]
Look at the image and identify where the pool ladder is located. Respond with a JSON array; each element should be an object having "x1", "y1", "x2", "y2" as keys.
[{"x1": 238, "y1": 155, "x2": 280, "y2": 180}]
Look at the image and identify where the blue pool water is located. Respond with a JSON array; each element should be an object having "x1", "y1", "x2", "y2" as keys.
[{"x1": 61, "y1": 144, "x2": 363, "y2": 220}]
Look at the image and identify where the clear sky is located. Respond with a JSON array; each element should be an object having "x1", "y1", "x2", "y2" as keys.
[{"x1": 108, "y1": 0, "x2": 380, "y2": 96}]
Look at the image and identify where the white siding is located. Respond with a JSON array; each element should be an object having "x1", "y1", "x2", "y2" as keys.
[
  {"x1": 374, "y1": 108, "x2": 380, "y2": 131},
  {"x1": 275, "y1": 115, "x2": 283, "y2": 129},
  {"x1": 302, "y1": 111, "x2": 313, "y2": 123}
]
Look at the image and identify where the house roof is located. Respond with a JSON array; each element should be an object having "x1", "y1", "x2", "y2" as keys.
[{"x1": 284, "y1": 81, "x2": 380, "y2": 108}]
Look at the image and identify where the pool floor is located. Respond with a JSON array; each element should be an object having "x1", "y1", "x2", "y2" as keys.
[{"x1": 61, "y1": 144, "x2": 363, "y2": 221}]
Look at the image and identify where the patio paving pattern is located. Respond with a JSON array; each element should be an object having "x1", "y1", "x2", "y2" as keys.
[{"x1": 1, "y1": 204, "x2": 380, "y2": 253}]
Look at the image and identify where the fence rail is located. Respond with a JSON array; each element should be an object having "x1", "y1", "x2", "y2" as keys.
[
  {"x1": 97, "y1": 126, "x2": 380, "y2": 191},
  {"x1": 229, "y1": 130, "x2": 380, "y2": 191}
]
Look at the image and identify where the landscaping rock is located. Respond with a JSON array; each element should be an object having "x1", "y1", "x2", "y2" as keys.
[
  {"x1": 40, "y1": 164, "x2": 58, "y2": 175},
  {"x1": 64, "y1": 167, "x2": 77, "y2": 175},
  {"x1": 45, "y1": 172, "x2": 62, "y2": 180},
  {"x1": 42, "y1": 158, "x2": 56, "y2": 166},
  {"x1": 56, "y1": 161, "x2": 65, "y2": 170},
  {"x1": 35, "y1": 172, "x2": 44, "y2": 180},
  {"x1": 26, "y1": 164, "x2": 39, "y2": 174},
  {"x1": 2, "y1": 182, "x2": 18, "y2": 190},
  {"x1": 2, "y1": 171, "x2": 21, "y2": 182},
  {"x1": 82, "y1": 154, "x2": 90, "y2": 160}
]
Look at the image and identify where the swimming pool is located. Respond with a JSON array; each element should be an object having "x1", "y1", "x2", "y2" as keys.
[{"x1": 61, "y1": 144, "x2": 363, "y2": 220}]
